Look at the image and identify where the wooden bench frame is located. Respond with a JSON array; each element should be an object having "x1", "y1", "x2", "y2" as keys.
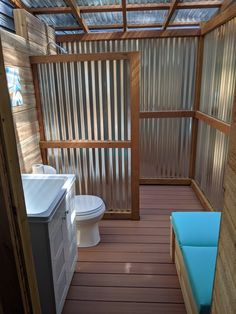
[{"x1": 170, "y1": 222, "x2": 198, "y2": 314}]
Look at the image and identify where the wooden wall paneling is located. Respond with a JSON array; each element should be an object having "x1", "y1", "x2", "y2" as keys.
[
  {"x1": 1, "y1": 29, "x2": 42, "y2": 173},
  {"x1": 130, "y1": 52, "x2": 140, "y2": 220},
  {"x1": 189, "y1": 36, "x2": 204, "y2": 179},
  {"x1": 31, "y1": 64, "x2": 47, "y2": 164},
  {"x1": 13, "y1": 9, "x2": 56, "y2": 54},
  {"x1": 0, "y1": 35, "x2": 41, "y2": 313},
  {"x1": 211, "y1": 84, "x2": 236, "y2": 314}
]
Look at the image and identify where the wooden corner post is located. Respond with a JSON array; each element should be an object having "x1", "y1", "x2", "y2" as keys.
[
  {"x1": 130, "y1": 52, "x2": 140, "y2": 220},
  {"x1": 189, "y1": 36, "x2": 204, "y2": 179}
]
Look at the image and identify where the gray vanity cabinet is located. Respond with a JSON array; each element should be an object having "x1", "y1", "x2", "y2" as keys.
[{"x1": 28, "y1": 181, "x2": 77, "y2": 314}]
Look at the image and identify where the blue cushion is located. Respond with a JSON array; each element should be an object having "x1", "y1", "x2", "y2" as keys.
[
  {"x1": 171, "y1": 212, "x2": 221, "y2": 247},
  {"x1": 182, "y1": 246, "x2": 218, "y2": 314}
]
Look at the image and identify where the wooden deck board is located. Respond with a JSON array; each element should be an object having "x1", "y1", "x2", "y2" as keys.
[{"x1": 63, "y1": 185, "x2": 204, "y2": 314}]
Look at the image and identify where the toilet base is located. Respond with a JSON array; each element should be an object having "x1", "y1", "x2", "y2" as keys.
[{"x1": 77, "y1": 222, "x2": 101, "y2": 247}]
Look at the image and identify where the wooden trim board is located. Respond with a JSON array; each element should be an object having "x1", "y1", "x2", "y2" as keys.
[
  {"x1": 140, "y1": 178, "x2": 191, "y2": 185},
  {"x1": 191, "y1": 179, "x2": 215, "y2": 212},
  {"x1": 130, "y1": 52, "x2": 140, "y2": 220},
  {"x1": 103, "y1": 212, "x2": 132, "y2": 220},
  {"x1": 140, "y1": 110, "x2": 194, "y2": 119},
  {"x1": 30, "y1": 52, "x2": 138, "y2": 64},
  {"x1": 201, "y1": 2, "x2": 236, "y2": 35},
  {"x1": 175, "y1": 240, "x2": 198, "y2": 314},
  {"x1": 195, "y1": 111, "x2": 231, "y2": 134},
  {"x1": 56, "y1": 29, "x2": 201, "y2": 42},
  {"x1": 189, "y1": 37, "x2": 204, "y2": 178},
  {"x1": 40, "y1": 140, "x2": 131, "y2": 149}
]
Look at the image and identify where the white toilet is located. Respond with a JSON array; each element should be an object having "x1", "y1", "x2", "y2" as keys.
[{"x1": 32, "y1": 164, "x2": 106, "y2": 247}]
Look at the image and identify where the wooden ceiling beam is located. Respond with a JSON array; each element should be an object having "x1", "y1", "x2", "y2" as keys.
[
  {"x1": 201, "y1": 2, "x2": 236, "y2": 34},
  {"x1": 64, "y1": 0, "x2": 89, "y2": 33},
  {"x1": 56, "y1": 28, "x2": 201, "y2": 42},
  {"x1": 29, "y1": 1, "x2": 222, "y2": 15},
  {"x1": 163, "y1": 0, "x2": 180, "y2": 30},
  {"x1": 122, "y1": 0, "x2": 127, "y2": 32},
  {"x1": 55, "y1": 22, "x2": 200, "y2": 31},
  {"x1": 8, "y1": 0, "x2": 29, "y2": 10},
  {"x1": 220, "y1": 0, "x2": 235, "y2": 12}
]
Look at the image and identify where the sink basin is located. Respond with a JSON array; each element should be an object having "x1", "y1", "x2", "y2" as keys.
[{"x1": 21, "y1": 174, "x2": 75, "y2": 221}]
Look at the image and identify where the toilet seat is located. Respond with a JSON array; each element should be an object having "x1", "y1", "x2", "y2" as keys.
[{"x1": 75, "y1": 195, "x2": 105, "y2": 217}]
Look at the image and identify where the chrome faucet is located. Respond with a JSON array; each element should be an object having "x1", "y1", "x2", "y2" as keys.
[{"x1": 46, "y1": 41, "x2": 68, "y2": 54}]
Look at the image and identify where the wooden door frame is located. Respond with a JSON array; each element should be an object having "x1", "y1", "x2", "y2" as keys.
[
  {"x1": 0, "y1": 36, "x2": 41, "y2": 313},
  {"x1": 30, "y1": 52, "x2": 140, "y2": 220}
]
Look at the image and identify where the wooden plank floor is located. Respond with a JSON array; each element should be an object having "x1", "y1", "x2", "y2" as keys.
[{"x1": 63, "y1": 185, "x2": 204, "y2": 314}]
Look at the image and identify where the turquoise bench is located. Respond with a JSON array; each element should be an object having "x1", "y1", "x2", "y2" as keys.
[{"x1": 170, "y1": 212, "x2": 221, "y2": 314}]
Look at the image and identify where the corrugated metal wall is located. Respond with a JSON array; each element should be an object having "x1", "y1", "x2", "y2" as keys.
[
  {"x1": 195, "y1": 121, "x2": 228, "y2": 211},
  {"x1": 37, "y1": 60, "x2": 131, "y2": 212},
  {"x1": 48, "y1": 148, "x2": 131, "y2": 212},
  {"x1": 62, "y1": 37, "x2": 197, "y2": 178},
  {"x1": 38, "y1": 60, "x2": 130, "y2": 141},
  {"x1": 62, "y1": 38, "x2": 197, "y2": 111},
  {"x1": 195, "y1": 18, "x2": 236, "y2": 211},
  {"x1": 140, "y1": 118, "x2": 192, "y2": 178},
  {"x1": 200, "y1": 18, "x2": 236, "y2": 123}
]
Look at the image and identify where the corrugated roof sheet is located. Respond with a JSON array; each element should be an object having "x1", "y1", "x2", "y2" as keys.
[
  {"x1": 37, "y1": 13, "x2": 77, "y2": 26},
  {"x1": 82, "y1": 12, "x2": 123, "y2": 25},
  {"x1": 76, "y1": 0, "x2": 121, "y2": 5},
  {"x1": 173, "y1": 8, "x2": 219, "y2": 23},
  {"x1": 22, "y1": 0, "x2": 66, "y2": 7},
  {"x1": 127, "y1": 10, "x2": 168, "y2": 24}
]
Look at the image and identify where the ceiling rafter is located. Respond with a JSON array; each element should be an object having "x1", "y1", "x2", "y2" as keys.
[
  {"x1": 8, "y1": 0, "x2": 29, "y2": 10},
  {"x1": 55, "y1": 22, "x2": 200, "y2": 31},
  {"x1": 163, "y1": 0, "x2": 180, "y2": 30},
  {"x1": 122, "y1": 0, "x2": 127, "y2": 32},
  {"x1": 29, "y1": 2, "x2": 223, "y2": 15},
  {"x1": 64, "y1": 0, "x2": 89, "y2": 33}
]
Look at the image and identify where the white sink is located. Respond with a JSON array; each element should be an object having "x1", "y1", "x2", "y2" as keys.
[{"x1": 22, "y1": 174, "x2": 75, "y2": 220}]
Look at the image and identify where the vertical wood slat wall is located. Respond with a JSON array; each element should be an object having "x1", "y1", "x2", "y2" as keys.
[{"x1": 30, "y1": 53, "x2": 140, "y2": 220}]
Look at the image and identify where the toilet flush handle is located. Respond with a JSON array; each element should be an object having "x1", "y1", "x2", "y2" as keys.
[{"x1": 62, "y1": 209, "x2": 69, "y2": 220}]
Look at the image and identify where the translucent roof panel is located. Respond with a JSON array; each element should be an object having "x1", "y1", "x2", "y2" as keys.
[
  {"x1": 172, "y1": 8, "x2": 219, "y2": 23},
  {"x1": 127, "y1": 10, "x2": 168, "y2": 24},
  {"x1": 82, "y1": 12, "x2": 123, "y2": 25},
  {"x1": 76, "y1": 0, "x2": 121, "y2": 5},
  {"x1": 127, "y1": 0, "x2": 170, "y2": 3},
  {"x1": 22, "y1": 0, "x2": 66, "y2": 8},
  {"x1": 180, "y1": 0, "x2": 222, "y2": 2},
  {"x1": 36, "y1": 14, "x2": 77, "y2": 27}
]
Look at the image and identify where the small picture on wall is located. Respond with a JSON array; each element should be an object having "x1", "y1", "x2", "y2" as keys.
[{"x1": 6, "y1": 67, "x2": 23, "y2": 107}]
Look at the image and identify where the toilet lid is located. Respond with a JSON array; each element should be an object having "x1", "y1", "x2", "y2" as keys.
[{"x1": 75, "y1": 195, "x2": 104, "y2": 216}]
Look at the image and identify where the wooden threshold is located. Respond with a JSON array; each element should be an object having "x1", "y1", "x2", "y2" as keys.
[
  {"x1": 191, "y1": 179, "x2": 215, "y2": 212},
  {"x1": 103, "y1": 212, "x2": 132, "y2": 220},
  {"x1": 140, "y1": 178, "x2": 192, "y2": 185}
]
